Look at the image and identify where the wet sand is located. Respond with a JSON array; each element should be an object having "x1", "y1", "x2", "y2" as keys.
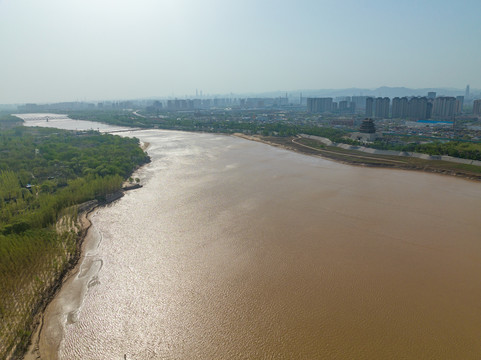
[
  {"x1": 25, "y1": 129, "x2": 481, "y2": 359},
  {"x1": 24, "y1": 208, "x2": 98, "y2": 360}
]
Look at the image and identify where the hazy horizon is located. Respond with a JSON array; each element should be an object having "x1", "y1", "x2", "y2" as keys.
[
  {"x1": 1, "y1": 0, "x2": 480, "y2": 104},
  {"x1": 3, "y1": 85, "x2": 479, "y2": 106}
]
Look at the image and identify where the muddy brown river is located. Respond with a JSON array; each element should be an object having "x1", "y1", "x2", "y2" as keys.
[{"x1": 20, "y1": 115, "x2": 481, "y2": 359}]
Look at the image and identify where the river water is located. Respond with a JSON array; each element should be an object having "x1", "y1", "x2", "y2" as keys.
[{"x1": 19, "y1": 115, "x2": 481, "y2": 359}]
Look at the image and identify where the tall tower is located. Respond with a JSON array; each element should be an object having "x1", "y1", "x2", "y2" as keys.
[{"x1": 465, "y1": 85, "x2": 470, "y2": 99}]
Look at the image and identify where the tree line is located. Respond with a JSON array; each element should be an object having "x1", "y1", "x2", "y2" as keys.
[
  {"x1": 67, "y1": 109, "x2": 481, "y2": 160},
  {"x1": 0, "y1": 125, "x2": 149, "y2": 358}
]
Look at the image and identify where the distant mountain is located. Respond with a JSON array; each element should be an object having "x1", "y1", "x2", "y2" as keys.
[
  {"x1": 10, "y1": 87, "x2": 479, "y2": 107},
  {"x1": 292, "y1": 87, "x2": 469, "y2": 98},
  {"x1": 233, "y1": 87, "x2": 472, "y2": 99},
  {"x1": 371, "y1": 86, "x2": 465, "y2": 98}
]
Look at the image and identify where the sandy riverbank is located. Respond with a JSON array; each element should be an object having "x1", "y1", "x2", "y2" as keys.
[
  {"x1": 23, "y1": 185, "x2": 144, "y2": 360},
  {"x1": 23, "y1": 204, "x2": 97, "y2": 360}
]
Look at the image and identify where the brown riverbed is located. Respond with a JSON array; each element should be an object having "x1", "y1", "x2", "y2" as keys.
[{"x1": 28, "y1": 129, "x2": 481, "y2": 359}]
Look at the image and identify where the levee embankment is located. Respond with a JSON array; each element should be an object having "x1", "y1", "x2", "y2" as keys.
[{"x1": 299, "y1": 134, "x2": 481, "y2": 166}]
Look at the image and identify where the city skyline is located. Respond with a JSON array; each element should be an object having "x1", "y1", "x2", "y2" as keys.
[
  {"x1": 8, "y1": 86, "x2": 480, "y2": 106},
  {"x1": 1, "y1": 0, "x2": 480, "y2": 104}
]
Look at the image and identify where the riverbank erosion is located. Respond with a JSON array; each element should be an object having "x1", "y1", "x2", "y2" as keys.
[{"x1": 233, "y1": 134, "x2": 481, "y2": 182}]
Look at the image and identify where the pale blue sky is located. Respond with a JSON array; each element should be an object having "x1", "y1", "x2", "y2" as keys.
[{"x1": 0, "y1": 0, "x2": 479, "y2": 103}]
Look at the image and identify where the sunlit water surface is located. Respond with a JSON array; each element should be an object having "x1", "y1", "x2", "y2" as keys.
[{"x1": 20, "y1": 116, "x2": 481, "y2": 359}]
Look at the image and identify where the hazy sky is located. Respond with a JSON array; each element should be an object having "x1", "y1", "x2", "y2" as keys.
[{"x1": 0, "y1": 0, "x2": 480, "y2": 103}]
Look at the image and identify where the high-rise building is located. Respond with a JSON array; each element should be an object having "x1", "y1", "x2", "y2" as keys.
[
  {"x1": 352, "y1": 96, "x2": 369, "y2": 110},
  {"x1": 407, "y1": 97, "x2": 428, "y2": 120},
  {"x1": 306, "y1": 97, "x2": 314, "y2": 112},
  {"x1": 473, "y1": 99, "x2": 481, "y2": 115},
  {"x1": 335, "y1": 96, "x2": 351, "y2": 105},
  {"x1": 456, "y1": 96, "x2": 464, "y2": 114},
  {"x1": 392, "y1": 97, "x2": 429, "y2": 120},
  {"x1": 339, "y1": 100, "x2": 348, "y2": 112},
  {"x1": 433, "y1": 97, "x2": 457, "y2": 119},
  {"x1": 392, "y1": 97, "x2": 408, "y2": 118},
  {"x1": 307, "y1": 98, "x2": 333, "y2": 113},
  {"x1": 365, "y1": 97, "x2": 373, "y2": 117},
  {"x1": 300, "y1": 93, "x2": 307, "y2": 106},
  {"x1": 374, "y1": 97, "x2": 390, "y2": 118},
  {"x1": 465, "y1": 85, "x2": 470, "y2": 99},
  {"x1": 350, "y1": 101, "x2": 356, "y2": 114},
  {"x1": 426, "y1": 102, "x2": 433, "y2": 119},
  {"x1": 335, "y1": 100, "x2": 355, "y2": 114}
]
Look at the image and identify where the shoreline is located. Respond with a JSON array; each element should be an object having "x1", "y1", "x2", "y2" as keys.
[
  {"x1": 233, "y1": 133, "x2": 481, "y2": 182},
  {"x1": 23, "y1": 202, "x2": 97, "y2": 360},
  {"x1": 9, "y1": 126, "x2": 151, "y2": 360},
  {"x1": 23, "y1": 185, "x2": 144, "y2": 360}
]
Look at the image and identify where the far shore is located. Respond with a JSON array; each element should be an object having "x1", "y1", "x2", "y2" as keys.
[{"x1": 233, "y1": 133, "x2": 481, "y2": 182}]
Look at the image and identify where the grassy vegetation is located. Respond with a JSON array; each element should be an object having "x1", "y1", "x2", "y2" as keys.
[
  {"x1": 287, "y1": 137, "x2": 481, "y2": 178},
  {"x1": 0, "y1": 113, "x2": 23, "y2": 130},
  {"x1": 0, "y1": 125, "x2": 149, "y2": 359},
  {"x1": 370, "y1": 138, "x2": 481, "y2": 161}
]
